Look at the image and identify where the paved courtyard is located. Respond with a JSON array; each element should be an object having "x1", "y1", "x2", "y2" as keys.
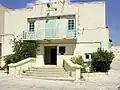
[{"x1": 0, "y1": 61, "x2": 120, "y2": 90}]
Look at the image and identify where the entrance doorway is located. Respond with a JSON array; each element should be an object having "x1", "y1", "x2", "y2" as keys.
[{"x1": 44, "y1": 46, "x2": 57, "y2": 65}]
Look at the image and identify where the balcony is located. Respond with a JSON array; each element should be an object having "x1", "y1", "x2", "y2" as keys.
[{"x1": 23, "y1": 29, "x2": 76, "y2": 40}]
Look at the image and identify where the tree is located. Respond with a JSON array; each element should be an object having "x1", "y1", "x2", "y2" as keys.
[{"x1": 4, "y1": 38, "x2": 38, "y2": 69}]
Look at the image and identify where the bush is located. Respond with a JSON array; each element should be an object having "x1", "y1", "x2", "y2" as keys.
[
  {"x1": 0, "y1": 66, "x2": 4, "y2": 70},
  {"x1": 70, "y1": 56, "x2": 84, "y2": 66},
  {"x1": 70, "y1": 56, "x2": 87, "y2": 73},
  {"x1": 4, "y1": 38, "x2": 38, "y2": 70},
  {"x1": 91, "y1": 48, "x2": 114, "y2": 72}
]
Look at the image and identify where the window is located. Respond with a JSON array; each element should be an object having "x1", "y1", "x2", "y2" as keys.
[
  {"x1": 68, "y1": 19, "x2": 75, "y2": 30},
  {"x1": 85, "y1": 53, "x2": 91, "y2": 59},
  {"x1": 59, "y1": 46, "x2": 65, "y2": 55},
  {"x1": 29, "y1": 21, "x2": 35, "y2": 32}
]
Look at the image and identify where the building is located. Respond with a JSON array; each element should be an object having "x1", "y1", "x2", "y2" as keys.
[
  {"x1": 111, "y1": 46, "x2": 120, "y2": 61},
  {"x1": 0, "y1": 0, "x2": 109, "y2": 69}
]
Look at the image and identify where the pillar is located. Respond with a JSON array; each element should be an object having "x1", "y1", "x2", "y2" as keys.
[
  {"x1": 75, "y1": 68, "x2": 81, "y2": 82},
  {"x1": 35, "y1": 55, "x2": 44, "y2": 67},
  {"x1": 35, "y1": 43, "x2": 44, "y2": 67},
  {"x1": 57, "y1": 55, "x2": 64, "y2": 67},
  {"x1": 1, "y1": 58, "x2": 5, "y2": 68}
]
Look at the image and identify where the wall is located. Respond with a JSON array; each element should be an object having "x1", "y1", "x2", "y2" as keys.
[
  {"x1": 1, "y1": 1, "x2": 108, "y2": 67},
  {"x1": 0, "y1": 5, "x2": 7, "y2": 67},
  {"x1": 9, "y1": 58, "x2": 36, "y2": 75},
  {"x1": 36, "y1": 38, "x2": 102, "y2": 67},
  {"x1": 36, "y1": 41, "x2": 76, "y2": 67},
  {"x1": 0, "y1": 5, "x2": 6, "y2": 39},
  {"x1": 77, "y1": 28, "x2": 109, "y2": 51},
  {"x1": 38, "y1": 43, "x2": 76, "y2": 56},
  {"x1": 111, "y1": 46, "x2": 120, "y2": 61}
]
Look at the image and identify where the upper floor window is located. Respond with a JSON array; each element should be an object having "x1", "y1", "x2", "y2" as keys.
[
  {"x1": 29, "y1": 21, "x2": 35, "y2": 32},
  {"x1": 68, "y1": 19, "x2": 75, "y2": 31}
]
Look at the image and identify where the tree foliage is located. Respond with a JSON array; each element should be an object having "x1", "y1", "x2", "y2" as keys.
[
  {"x1": 91, "y1": 48, "x2": 115, "y2": 72},
  {"x1": 70, "y1": 56, "x2": 84, "y2": 66},
  {"x1": 4, "y1": 39, "x2": 37, "y2": 69}
]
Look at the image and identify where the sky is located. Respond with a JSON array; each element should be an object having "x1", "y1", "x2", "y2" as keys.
[{"x1": 0, "y1": 0, "x2": 119, "y2": 45}]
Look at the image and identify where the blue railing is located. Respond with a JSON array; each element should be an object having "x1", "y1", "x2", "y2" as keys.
[{"x1": 23, "y1": 29, "x2": 76, "y2": 40}]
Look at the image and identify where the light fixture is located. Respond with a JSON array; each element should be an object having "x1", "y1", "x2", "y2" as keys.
[{"x1": 47, "y1": 3, "x2": 50, "y2": 8}]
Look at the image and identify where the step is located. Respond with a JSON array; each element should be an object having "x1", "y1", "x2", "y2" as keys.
[
  {"x1": 26, "y1": 71, "x2": 68, "y2": 74},
  {"x1": 30, "y1": 67, "x2": 64, "y2": 70},
  {"x1": 28, "y1": 69, "x2": 65, "y2": 72},
  {"x1": 25, "y1": 73, "x2": 69, "y2": 77},
  {"x1": 20, "y1": 75, "x2": 74, "y2": 81},
  {"x1": 24, "y1": 67, "x2": 69, "y2": 77},
  {"x1": 28, "y1": 67, "x2": 65, "y2": 72}
]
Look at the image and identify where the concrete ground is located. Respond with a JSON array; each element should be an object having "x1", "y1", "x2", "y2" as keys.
[{"x1": 0, "y1": 61, "x2": 120, "y2": 90}]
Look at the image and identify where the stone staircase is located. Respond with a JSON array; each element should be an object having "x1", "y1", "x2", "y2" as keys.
[{"x1": 24, "y1": 67, "x2": 69, "y2": 77}]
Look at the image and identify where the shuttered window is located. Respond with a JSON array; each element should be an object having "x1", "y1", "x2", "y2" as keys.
[
  {"x1": 29, "y1": 21, "x2": 35, "y2": 32},
  {"x1": 68, "y1": 19, "x2": 75, "y2": 31}
]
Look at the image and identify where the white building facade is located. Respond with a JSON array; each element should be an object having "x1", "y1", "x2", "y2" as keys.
[
  {"x1": 111, "y1": 46, "x2": 120, "y2": 61},
  {"x1": 0, "y1": 1, "x2": 109, "y2": 67}
]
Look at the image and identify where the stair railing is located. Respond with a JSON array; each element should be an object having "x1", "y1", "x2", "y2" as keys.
[{"x1": 63, "y1": 58, "x2": 83, "y2": 82}]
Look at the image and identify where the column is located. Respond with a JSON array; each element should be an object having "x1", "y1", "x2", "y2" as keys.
[
  {"x1": 57, "y1": 55, "x2": 64, "y2": 67},
  {"x1": 75, "y1": 68, "x2": 81, "y2": 82},
  {"x1": 35, "y1": 44, "x2": 44, "y2": 67}
]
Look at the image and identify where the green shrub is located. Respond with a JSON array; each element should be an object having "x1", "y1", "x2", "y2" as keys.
[
  {"x1": 0, "y1": 66, "x2": 5, "y2": 70},
  {"x1": 70, "y1": 56, "x2": 84, "y2": 66},
  {"x1": 91, "y1": 48, "x2": 114, "y2": 72},
  {"x1": 70, "y1": 56, "x2": 87, "y2": 73},
  {"x1": 4, "y1": 38, "x2": 37, "y2": 70}
]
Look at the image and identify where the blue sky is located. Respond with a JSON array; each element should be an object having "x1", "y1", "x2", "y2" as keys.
[{"x1": 0, "y1": 0, "x2": 120, "y2": 45}]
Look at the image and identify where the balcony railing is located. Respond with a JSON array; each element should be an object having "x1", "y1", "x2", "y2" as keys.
[{"x1": 23, "y1": 29, "x2": 76, "y2": 40}]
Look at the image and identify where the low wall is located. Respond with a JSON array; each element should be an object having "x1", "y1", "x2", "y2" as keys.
[
  {"x1": 82, "y1": 72, "x2": 107, "y2": 80},
  {"x1": 63, "y1": 58, "x2": 82, "y2": 81},
  {"x1": 8, "y1": 58, "x2": 36, "y2": 75}
]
